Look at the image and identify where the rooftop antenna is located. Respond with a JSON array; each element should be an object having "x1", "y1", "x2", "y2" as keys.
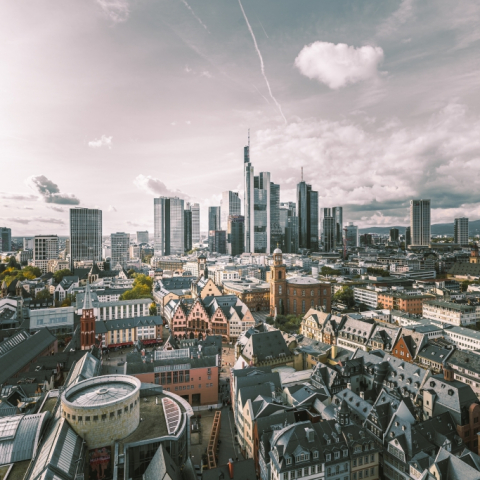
[
  {"x1": 248, "y1": 128, "x2": 250, "y2": 149},
  {"x1": 301, "y1": 166, "x2": 303, "y2": 182}
]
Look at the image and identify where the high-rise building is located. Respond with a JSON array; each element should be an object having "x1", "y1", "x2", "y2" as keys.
[
  {"x1": 389, "y1": 228, "x2": 400, "y2": 242},
  {"x1": 0, "y1": 228, "x2": 11, "y2": 252},
  {"x1": 154, "y1": 197, "x2": 185, "y2": 256},
  {"x1": 184, "y1": 207, "x2": 193, "y2": 252},
  {"x1": 243, "y1": 136, "x2": 275, "y2": 254},
  {"x1": 227, "y1": 215, "x2": 245, "y2": 256},
  {"x1": 70, "y1": 208, "x2": 102, "y2": 269},
  {"x1": 23, "y1": 237, "x2": 34, "y2": 250},
  {"x1": 136, "y1": 231, "x2": 149, "y2": 244},
  {"x1": 405, "y1": 227, "x2": 411, "y2": 248},
  {"x1": 220, "y1": 192, "x2": 241, "y2": 230},
  {"x1": 33, "y1": 235, "x2": 59, "y2": 273},
  {"x1": 410, "y1": 199, "x2": 431, "y2": 246},
  {"x1": 345, "y1": 222, "x2": 358, "y2": 247},
  {"x1": 280, "y1": 202, "x2": 298, "y2": 253},
  {"x1": 111, "y1": 232, "x2": 130, "y2": 268},
  {"x1": 296, "y1": 178, "x2": 319, "y2": 251},
  {"x1": 323, "y1": 216, "x2": 335, "y2": 252},
  {"x1": 332, "y1": 206, "x2": 343, "y2": 248},
  {"x1": 454, "y1": 217, "x2": 469, "y2": 246},
  {"x1": 208, "y1": 230, "x2": 227, "y2": 254},
  {"x1": 270, "y1": 182, "x2": 282, "y2": 252},
  {"x1": 208, "y1": 206, "x2": 221, "y2": 232},
  {"x1": 190, "y1": 203, "x2": 200, "y2": 244}
]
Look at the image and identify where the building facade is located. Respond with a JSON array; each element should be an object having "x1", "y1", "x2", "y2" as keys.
[
  {"x1": 111, "y1": 232, "x2": 130, "y2": 268},
  {"x1": 0, "y1": 227, "x2": 11, "y2": 252},
  {"x1": 33, "y1": 235, "x2": 59, "y2": 273},
  {"x1": 184, "y1": 206, "x2": 192, "y2": 252},
  {"x1": 154, "y1": 197, "x2": 185, "y2": 256},
  {"x1": 297, "y1": 180, "x2": 319, "y2": 251},
  {"x1": 70, "y1": 208, "x2": 102, "y2": 268},
  {"x1": 221, "y1": 191, "x2": 241, "y2": 230},
  {"x1": 136, "y1": 231, "x2": 149, "y2": 244},
  {"x1": 454, "y1": 217, "x2": 469, "y2": 246},
  {"x1": 410, "y1": 199, "x2": 431, "y2": 246},
  {"x1": 208, "y1": 206, "x2": 221, "y2": 232},
  {"x1": 208, "y1": 230, "x2": 227, "y2": 254},
  {"x1": 227, "y1": 215, "x2": 245, "y2": 256},
  {"x1": 345, "y1": 222, "x2": 358, "y2": 248}
]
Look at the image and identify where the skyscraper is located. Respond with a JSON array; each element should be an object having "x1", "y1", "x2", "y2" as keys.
[
  {"x1": 454, "y1": 217, "x2": 469, "y2": 246},
  {"x1": 405, "y1": 227, "x2": 411, "y2": 248},
  {"x1": 208, "y1": 230, "x2": 227, "y2": 254},
  {"x1": 389, "y1": 228, "x2": 399, "y2": 242},
  {"x1": 184, "y1": 206, "x2": 193, "y2": 252},
  {"x1": 136, "y1": 231, "x2": 149, "y2": 244},
  {"x1": 154, "y1": 197, "x2": 185, "y2": 256},
  {"x1": 227, "y1": 215, "x2": 245, "y2": 256},
  {"x1": 410, "y1": 199, "x2": 431, "y2": 246},
  {"x1": 332, "y1": 206, "x2": 343, "y2": 248},
  {"x1": 33, "y1": 235, "x2": 59, "y2": 273},
  {"x1": 345, "y1": 223, "x2": 358, "y2": 247},
  {"x1": 323, "y1": 216, "x2": 335, "y2": 252},
  {"x1": 220, "y1": 191, "x2": 241, "y2": 230},
  {"x1": 111, "y1": 232, "x2": 130, "y2": 268},
  {"x1": 296, "y1": 177, "x2": 319, "y2": 251},
  {"x1": 280, "y1": 202, "x2": 298, "y2": 253},
  {"x1": 270, "y1": 181, "x2": 282, "y2": 252},
  {"x1": 70, "y1": 208, "x2": 102, "y2": 268},
  {"x1": 190, "y1": 203, "x2": 200, "y2": 244},
  {"x1": 208, "y1": 206, "x2": 221, "y2": 232},
  {"x1": 0, "y1": 228, "x2": 11, "y2": 252}
]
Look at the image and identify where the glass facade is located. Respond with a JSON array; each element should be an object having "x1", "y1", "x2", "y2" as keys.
[
  {"x1": 208, "y1": 206, "x2": 221, "y2": 231},
  {"x1": 227, "y1": 215, "x2": 245, "y2": 256},
  {"x1": 191, "y1": 203, "x2": 200, "y2": 244},
  {"x1": 111, "y1": 232, "x2": 130, "y2": 267},
  {"x1": 296, "y1": 182, "x2": 318, "y2": 251},
  {"x1": 69, "y1": 208, "x2": 102, "y2": 267},
  {"x1": 154, "y1": 197, "x2": 184, "y2": 255},
  {"x1": 410, "y1": 199, "x2": 431, "y2": 246},
  {"x1": 221, "y1": 191, "x2": 241, "y2": 230}
]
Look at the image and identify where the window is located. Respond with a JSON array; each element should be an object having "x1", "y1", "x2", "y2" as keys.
[
  {"x1": 326, "y1": 454, "x2": 331, "y2": 461},
  {"x1": 311, "y1": 290, "x2": 314, "y2": 296},
  {"x1": 313, "y1": 451, "x2": 318, "y2": 459},
  {"x1": 286, "y1": 457, "x2": 292, "y2": 465},
  {"x1": 334, "y1": 451, "x2": 340, "y2": 459}
]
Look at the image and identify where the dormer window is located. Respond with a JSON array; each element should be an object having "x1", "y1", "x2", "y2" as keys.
[
  {"x1": 313, "y1": 451, "x2": 319, "y2": 459},
  {"x1": 326, "y1": 453, "x2": 331, "y2": 461},
  {"x1": 286, "y1": 457, "x2": 292, "y2": 465}
]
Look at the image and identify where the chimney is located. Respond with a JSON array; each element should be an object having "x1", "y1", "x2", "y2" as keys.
[
  {"x1": 360, "y1": 391, "x2": 365, "y2": 399},
  {"x1": 331, "y1": 345, "x2": 337, "y2": 359},
  {"x1": 228, "y1": 459, "x2": 234, "y2": 479},
  {"x1": 347, "y1": 383, "x2": 352, "y2": 390}
]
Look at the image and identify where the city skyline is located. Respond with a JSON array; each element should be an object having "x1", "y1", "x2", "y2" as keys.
[{"x1": 2, "y1": 1, "x2": 480, "y2": 235}]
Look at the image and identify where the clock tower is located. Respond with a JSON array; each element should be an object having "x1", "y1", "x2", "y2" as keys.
[{"x1": 269, "y1": 247, "x2": 287, "y2": 317}]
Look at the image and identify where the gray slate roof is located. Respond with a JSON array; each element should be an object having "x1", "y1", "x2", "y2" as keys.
[{"x1": 241, "y1": 330, "x2": 291, "y2": 362}]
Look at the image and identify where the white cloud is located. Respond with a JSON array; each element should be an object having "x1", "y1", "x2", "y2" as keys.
[
  {"x1": 133, "y1": 174, "x2": 190, "y2": 200},
  {"x1": 88, "y1": 134, "x2": 112, "y2": 149},
  {"x1": 294, "y1": 41, "x2": 384, "y2": 89},
  {"x1": 377, "y1": 0, "x2": 415, "y2": 37},
  {"x1": 26, "y1": 175, "x2": 80, "y2": 205},
  {"x1": 96, "y1": 0, "x2": 130, "y2": 24}
]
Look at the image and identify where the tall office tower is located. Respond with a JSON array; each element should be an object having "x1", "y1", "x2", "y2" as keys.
[
  {"x1": 136, "y1": 231, "x2": 149, "y2": 244},
  {"x1": 345, "y1": 222, "x2": 358, "y2": 247},
  {"x1": 208, "y1": 206, "x2": 221, "y2": 232},
  {"x1": 405, "y1": 227, "x2": 411, "y2": 247},
  {"x1": 220, "y1": 191, "x2": 241, "y2": 230},
  {"x1": 184, "y1": 207, "x2": 193, "y2": 252},
  {"x1": 33, "y1": 235, "x2": 59, "y2": 273},
  {"x1": 190, "y1": 203, "x2": 200, "y2": 244},
  {"x1": 227, "y1": 215, "x2": 245, "y2": 256},
  {"x1": 70, "y1": 208, "x2": 102, "y2": 269},
  {"x1": 244, "y1": 139, "x2": 254, "y2": 252},
  {"x1": 332, "y1": 206, "x2": 343, "y2": 248},
  {"x1": 0, "y1": 228, "x2": 11, "y2": 252},
  {"x1": 410, "y1": 199, "x2": 431, "y2": 246},
  {"x1": 389, "y1": 228, "x2": 400, "y2": 242},
  {"x1": 280, "y1": 202, "x2": 298, "y2": 253},
  {"x1": 208, "y1": 230, "x2": 227, "y2": 254},
  {"x1": 154, "y1": 197, "x2": 185, "y2": 256},
  {"x1": 111, "y1": 232, "x2": 130, "y2": 268},
  {"x1": 270, "y1": 182, "x2": 282, "y2": 252},
  {"x1": 296, "y1": 177, "x2": 319, "y2": 251},
  {"x1": 454, "y1": 217, "x2": 469, "y2": 246},
  {"x1": 23, "y1": 237, "x2": 34, "y2": 250},
  {"x1": 322, "y1": 216, "x2": 335, "y2": 252}
]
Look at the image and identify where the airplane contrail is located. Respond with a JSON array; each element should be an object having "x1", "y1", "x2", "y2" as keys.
[
  {"x1": 238, "y1": 0, "x2": 287, "y2": 124},
  {"x1": 180, "y1": 0, "x2": 210, "y2": 33},
  {"x1": 258, "y1": 18, "x2": 269, "y2": 39}
]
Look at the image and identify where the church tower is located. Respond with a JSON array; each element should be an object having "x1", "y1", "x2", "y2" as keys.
[
  {"x1": 80, "y1": 282, "x2": 96, "y2": 351},
  {"x1": 269, "y1": 247, "x2": 287, "y2": 317},
  {"x1": 197, "y1": 254, "x2": 207, "y2": 278},
  {"x1": 470, "y1": 243, "x2": 480, "y2": 264}
]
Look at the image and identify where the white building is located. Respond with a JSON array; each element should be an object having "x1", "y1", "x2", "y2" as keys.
[
  {"x1": 423, "y1": 300, "x2": 477, "y2": 326},
  {"x1": 353, "y1": 286, "x2": 386, "y2": 309},
  {"x1": 444, "y1": 326, "x2": 480, "y2": 351},
  {"x1": 33, "y1": 235, "x2": 59, "y2": 273}
]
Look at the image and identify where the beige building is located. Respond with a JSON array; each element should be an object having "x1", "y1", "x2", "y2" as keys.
[{"x1": 300, "y1": 308, "x2": 330, "y2": 341}]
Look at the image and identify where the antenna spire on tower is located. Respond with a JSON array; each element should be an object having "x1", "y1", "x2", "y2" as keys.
[
  {"x1": 301, "y1": 166, "x2": 303, "y2": 182},
  {"x1": 248, "y1": 128, "x2": 250, "y2": 148}
]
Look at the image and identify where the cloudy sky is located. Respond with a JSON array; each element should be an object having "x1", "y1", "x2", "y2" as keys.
[{"x1": 1, "y1": 0, "x2": 480, "y2": 236}]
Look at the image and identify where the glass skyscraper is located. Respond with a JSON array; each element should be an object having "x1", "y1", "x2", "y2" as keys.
[
  {"x1": 410, "y1": 199, "x2": 431, "y2": 246},
  {"x1": 454, "y1": 217, "x2": 469, "y2": 246},
  {"x1": 154, "y1": 197, "x2": 185, "y2": 255},
  {"x1": 332, "y1": 206, "x2": 343, "y2": 248},
  {"x1": 190, "y1": 203, "x2": 200, "y2": 244},
  {"x1": 184, "y1": 206, "x2": 193, "y2": 252},
  {"x1": 0, "y1": 227, "x2": 11, "y2": 252},
  {"x1": 208, "y1": 206, "x2": 221, "y2": 232},
  {"x1": 296, "y1": 181, "x2": 318, "y2": 251},
  {"x1": 111, "y1": 232, "x2": 130, "y2": 268},
  {"x1": 220, "y1": 191, "x2": 241, "y2": 230},
  {"x1": 70, "y1": 208, "x2": 102, "y2": 268}
]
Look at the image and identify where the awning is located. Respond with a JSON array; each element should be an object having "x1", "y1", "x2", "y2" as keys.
[{"x1": 107, "y1": 342, "x2": 134, "y2": 348}]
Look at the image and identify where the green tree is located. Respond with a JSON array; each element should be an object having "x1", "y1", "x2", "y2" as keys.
[
  {"x1": 366, "y1": 267, "x2": 390, "y2": 277},
  {"x1": 54, "y1": 269, "x2": 73, "y2": 283},
  {"x1": 320, "y1": 266, "x2": 339, "y2": 276},
  {"x1": 7, "y1": 257, "x2": 20, "y2": 269},
  {"x1": 127, "y1": 269, "x2": 136, "y2": 279},
  {"x1": 119, "y1": 274, "x2": 154, "y2": 300},
  {"x1": 461, "y1": 280, "x2": 473, "y2": 292},
  {"x1": 333, "y1": 286, "x2": 355, "y2": 308},
  {"x1": 149, "y1": 303, "x2": 158, "y2": 316},
  {"x1": 36, "y1": 289, "x2": 52, "y2": 300}
]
